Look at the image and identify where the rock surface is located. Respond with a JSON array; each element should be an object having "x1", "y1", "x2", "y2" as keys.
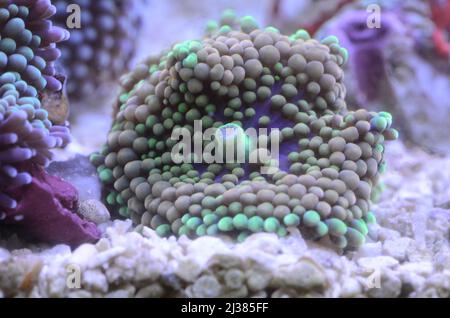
[
  {"x1": 47, "y1": 155, "x2": 103, "y2": 201},
  {"x1": 1, "y1": 166, "x2": 101, "y2": 248}
]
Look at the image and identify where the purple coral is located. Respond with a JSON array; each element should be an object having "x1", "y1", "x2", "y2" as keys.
[
  {"x1": 318, "y1": 10, "x2": 408, "y2": 104},
  {"x1": 2, "y1": 164, "x2": 100, "y2": 246},
  {"x1": 0, "y1": 71, "x2": 102, "y2": 246},
  {"x1": 314, "y1": 3, "x2": 450, "y2": 154},
  {"x1": 0, "y1": 0, "x2": 70, "y2": 92},
  {"x1": 91, "y1": 13, "x2": 398, "y2": 250},
  {"x1": 0, "y1": 72, "x2": 70, "y2": 210}
]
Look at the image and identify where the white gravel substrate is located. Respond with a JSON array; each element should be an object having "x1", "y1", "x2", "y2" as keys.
[{"x1": 0, "y1": 141, "x2": 449, "y2": 298}]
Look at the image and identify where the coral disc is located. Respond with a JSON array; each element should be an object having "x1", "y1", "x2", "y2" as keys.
[{"x1": 92, "y1": 13, "x2": 398, "y2": 249}]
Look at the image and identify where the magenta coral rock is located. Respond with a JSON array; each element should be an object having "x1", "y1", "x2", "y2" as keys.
[
  {"x1": 0, "y1": 1, "x2": 99, "y2": 246},
  {"x1": 3, "y1": 164, "x2": 100, "y2": 246}
]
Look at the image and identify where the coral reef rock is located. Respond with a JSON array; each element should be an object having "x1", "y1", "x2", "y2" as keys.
[
  {"x1": 1, "y1": 165, "x2": 100, "y2": 247},
  {"x1": 78, "y1": 199, "x2": 111, "y2": 225}
]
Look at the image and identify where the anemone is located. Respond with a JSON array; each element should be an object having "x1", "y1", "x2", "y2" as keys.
[
  {"x1": 91, "y1": 12, "x2": 398, "y2": 250},
  {"x1": 52, "y1": 0, "x2": 143, "y2": 101}
]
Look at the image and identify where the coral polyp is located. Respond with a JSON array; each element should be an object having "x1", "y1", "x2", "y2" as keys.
[
  {"x1": 92, "y1": 13, "x2": 398, "y2": 250},
  {"x1": 0, "y1": 0, "x2": 71, "y2": 211},
  {"x1": 53, "y1": 0, "x2": 143, "y2": 101},
  {"x1": 0, "y1": 1, "x2": 93, "y2": 245},
  {"x1": 0, "y1": 0, "x2": 69, "y2": 92},
  {"x1": 0, "y1": 71, "x2": 70, "y2": 209}
]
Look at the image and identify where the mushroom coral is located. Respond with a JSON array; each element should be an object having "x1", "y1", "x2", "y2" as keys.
[
  {"x1": 0, "y1": 0, "x2": 69, "y2": 91},
  {"x1": 315, "y1": 1, "x2": 450, "y2": 154},
  {"x1": 91, "y1": 12, "x2": 398, "y2": 250},
  {"x1": 52, "y1": 0, "x2": 144, "y2": 101},
  {"x1": 0, "y1": 1, "x2": 99, "y2": 246}
]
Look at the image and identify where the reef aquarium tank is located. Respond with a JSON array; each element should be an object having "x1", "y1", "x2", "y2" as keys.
[{"x1": 0, "y1": 0, "x2": 449, "y2": 301}]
